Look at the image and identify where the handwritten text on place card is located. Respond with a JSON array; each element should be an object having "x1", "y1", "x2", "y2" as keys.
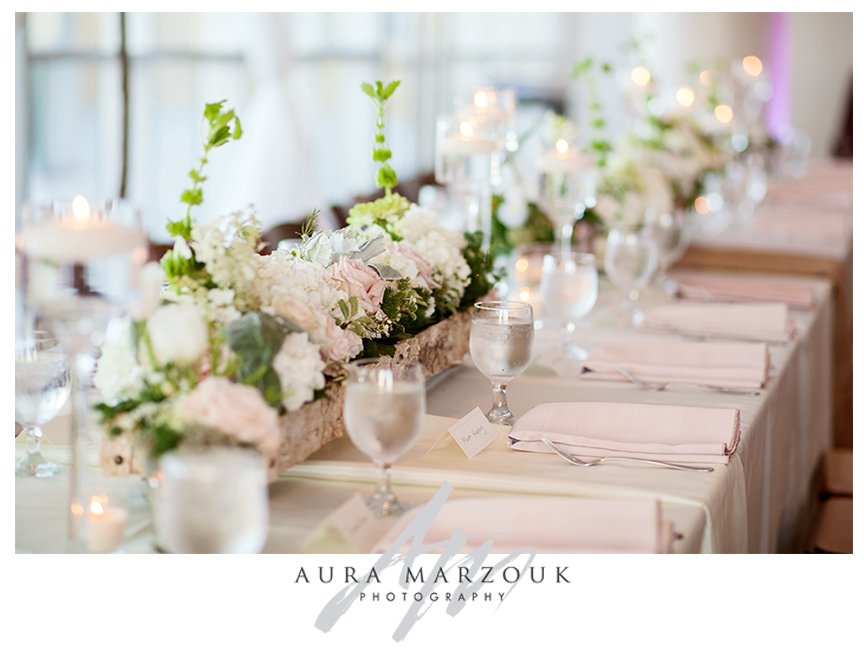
[
  {"x1": 447, "y1": 407, "x2": 504, "y2": 459},
  {"x1": 306, "y1": 493, "x2": 388, "y2": 553}
]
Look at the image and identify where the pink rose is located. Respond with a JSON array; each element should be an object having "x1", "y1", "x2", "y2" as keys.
[
  {"x1": 328, "y1": 257, "x2": 386, "y2": 314},
  {"x1": 321, "y1": 316, "x2": 363, "y2": 363},
  {"x1": 178, "y1": 377, "x2": 281, "y2": 457}
]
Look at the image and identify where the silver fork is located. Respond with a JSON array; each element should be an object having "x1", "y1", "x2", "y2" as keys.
[
  {"x1": 616, "y1": 365, "x2": 762, "y2": 396},
  {"x1": 541, "y1": 438, "x2": 715, "y2": 473}
]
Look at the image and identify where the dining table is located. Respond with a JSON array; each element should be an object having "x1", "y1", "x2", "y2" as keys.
[{"x1": 15, "y1": 266, "x2": 834, "y2": 554}]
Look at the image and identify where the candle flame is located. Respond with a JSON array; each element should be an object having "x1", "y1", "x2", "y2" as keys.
[
  {"x1": 473, "y1": 90, "x2": 490, "y2": 109},
  {"x1": 71, "y1": 194, "x2": 90, "y2": 223},
  {"x1": 714, "y1": 104, "x2": 734, "y2": 124},
  {"x1": 459, "y1": 121, "x2": 474, "y2": 137},
  {"x1": 742, "y1": 55, "x2": 763, "y2": 77},
  {"x1": 630, "y1": 66, "x2": 651, "y2": 87},
  {"x1": 89, "y1": 495, "x2": 108, "y2": 516},
  {"x1": 676, "y1": 86, "x2": 695, "y2": 108},
  {"x1": 555, "y1": 139, "x2": 569, "y2": 154},
  {"x1": 514, "y1": 258, "x2": 529, "y2": 273},
  {"x1": 70, "y1": 502, "x2": 84, "y2": 517},
  {"x1": 694, "y1": 196, "x2": 711, "y2": 215},
  {"x1": 699, "y1": 70, "x2": 711, "y2": 86},
  {"x1": 518, "y1": 288, "x2": 531, "y2": 302}
]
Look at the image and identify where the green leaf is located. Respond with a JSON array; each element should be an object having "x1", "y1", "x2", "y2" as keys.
[
  {"x1": 360, "y1": 82, "x2": 375, "y2": 99},
  {"x1": 591, "y1": 118, "x2": 606, "y2": 129},
  {"x1": 204, "y1": 100, "x2": 226, "y2": 122},
  {"x1": 166, "y1": 218, "x2": 191, "y2": 239},
  {"x1": 180, "y1": 188, "x2": 203, "y2": 206},
  {"x1": 188, "y1": 169, "x2": 207, "y2": 183},
  {"x1": 232, "y1": 115, "x2": 243, "y2": 139},
  {"x1": 372, "y1": 147, "x2": 392, "y2": 162},
  {"x1": 382, "y1": 80, "x2": 401, "y2": 99},
  {"x1": 376, "y1": 164, "x2": 398, "y2": 190}
]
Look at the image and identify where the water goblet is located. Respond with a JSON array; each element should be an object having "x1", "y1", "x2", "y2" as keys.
[
  {"x1": 604, "y1": 228, "x2": 658, "y2": 326},
  {"x1": 643, "y1": 209, "x2": 691, "y2": 294},
  {"x1": 539, "y1": 252, "x2": 598, "y2": 361},
  {"x1": 15, "y1": 331, "x2": 71, "y2": 477},
  {"x1": 159, "y1": 448, "x2": 269, "y2": 553},
  {"x1": 470, "y1": 301, "x2": 535, "y2": 426},
  {"x1": 343, "y1": 359, "x2": 426, "y2": 517}
]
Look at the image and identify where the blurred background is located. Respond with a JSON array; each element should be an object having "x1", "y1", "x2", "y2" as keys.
[{"x1": 14, "y1": 12, "x2": 852, "y2": 242}]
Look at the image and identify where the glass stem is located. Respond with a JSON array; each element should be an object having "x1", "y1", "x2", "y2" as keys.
[
  {"x1": 492, "y1": 382, "x2": 509, "y2": 413},
  {"x1": 67, "y1": 351, "x2": 91, "y2": 553},
  {"x1": 376, "y1": 463, "x2": 393, "y2": 499},
  {"x1": 559, "y1": 221, "x2": 574, "y2": 255},
  {"x1": 26, "y1": 426, "x2": 43, "y2": 455}
]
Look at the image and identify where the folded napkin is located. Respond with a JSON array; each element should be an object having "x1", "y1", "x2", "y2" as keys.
[
  {"x1": 639, "y1": 302, "x2": 794, "y2": 342},
  {"x1": 508, "y1": 401, "x2": 740, "y2": 464},
  {"x1": 582, "y1": 341, "x2": 769, "y2": 389},
  {"x1": 372, "y1": 496, "x2": 673, "y2": 554},
  {"x1": 672, "y1": 272, "x2": 815, "y2": 309}
]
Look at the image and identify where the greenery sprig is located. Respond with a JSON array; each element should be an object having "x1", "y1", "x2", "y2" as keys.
[
  {"x1": 571, "y1": 57, "x2": 613, "y2": 167},
  {"x1": 360, "y1": 80, "x2": 401, "y2": 195},
  {"x1": 167, "y1": 100, "x2": 243, "y2": 240}
]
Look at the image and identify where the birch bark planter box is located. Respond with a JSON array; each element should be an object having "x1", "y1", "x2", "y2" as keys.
[{"x1": 99, "y1": 310, "x2": 472, "y2": 482}]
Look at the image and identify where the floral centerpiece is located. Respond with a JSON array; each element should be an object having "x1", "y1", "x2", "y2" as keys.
[{"x1": 95, "y1": 83, "x2": 495, "y2": 478}]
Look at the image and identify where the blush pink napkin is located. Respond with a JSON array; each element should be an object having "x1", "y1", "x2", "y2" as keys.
[
  {"x1": 373, "y1": 496, "x2": 674, "y2": 554},
  {"x1": 582, "y1": 341, "x2": 769, "y2": 389},
  {"x1": 508, "y1": 401, "x2": 740, "y2": 464},
  {"x1": 639, "y1": 302, "x2": 794, "y2": 342},
  {"x1": 672, "y1": 272, "x2": 815, "y2": 309}
]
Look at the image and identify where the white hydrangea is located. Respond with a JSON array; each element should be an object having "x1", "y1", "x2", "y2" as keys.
[
  {"x1": 272, "y1": 332, "x2": 326, "y2": 412},
  {"x1": 393, "y1": 206, "x2": 470, "y2": 304},
  {"x1": 191, "y1": 209, "x2": 262, "y2": 310},
  {"x1": 254, "y1": 252, "x2": 348, "y2": 343}
]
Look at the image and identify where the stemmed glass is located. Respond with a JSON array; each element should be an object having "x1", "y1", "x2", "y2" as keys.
[
  {"x1": 470, "y1": 301, "x2": 535, "y2": 425},
  {"x1": 17, "y1": 196, "x2": 145, "y2": 551},
  {"x1": 604, "y1": 228, "x2": 658, "y2": 326},
  {"x1": 15, "y1": 331, "x2": 71, "y2": 477},
  {"x1": 536, "y1": 137, "x2": 595, "y2": 254},
  {"x1": 643, "y1": 209, "x2": 691, "y2": 295},
  {"x1": 343, "y1": 359, "x2": 426, "y2": 517},
  {"x1": 539, "y1": 252, "x2": 598, "y2": 361}
]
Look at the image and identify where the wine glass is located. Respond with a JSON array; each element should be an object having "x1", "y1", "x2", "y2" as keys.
[
  {"x1": 158, "y1": 448, "x2": 269, "y2": 553},
  {"x1": 537, "y1": 138, "x2": 595, "y2": 254},
  {"x1": 539, "y1": 252, "x2": 598, "y2": 361},
  {"x1": 343, "y1": 359, "x2": 426, "y2": 517},
  {"x1": 470, "y1": 301, "x2": 535, "y2": 425},
  {"x1": 15, "y1": 331, "x2": 71, "y2": 477},
  {"x1": 604, "y1": 228, "x2": 658, "y2": 326},
  {"x1": 643, "y1": 209, "x2": 691, "y2": 295}
]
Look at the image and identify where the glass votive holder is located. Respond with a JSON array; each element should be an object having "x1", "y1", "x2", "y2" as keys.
[
  {"x1": 435, "y1": 114, "x2": 504, "y2": 188},
  {"x1": 158, "y1": 447, "x2": 269, "y2": 554},
  {"x1": 507, "y1": 242, "x2": 557, "y2": 317}
]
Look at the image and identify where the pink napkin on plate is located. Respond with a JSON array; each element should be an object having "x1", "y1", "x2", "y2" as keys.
[
  {"x1": 639, "y1": 302, "x2": 794, "y2": 342},
  {"x1": 672, "y1": 271, "x2": 815, "y2": 309},
  {"x1": 508, "y1": 401, "x2": 740, "y2": 464},
  {"x1": 582, "y1": 341, "x2": 769, "y2": 389},
  {"x1": 372, "y1": 496, "x2": 674, "y2": 554}
]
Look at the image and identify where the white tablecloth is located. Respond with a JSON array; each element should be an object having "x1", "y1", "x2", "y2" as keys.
[{"x1": 16, "y1": 271, "x2": 832, "y2": 554}]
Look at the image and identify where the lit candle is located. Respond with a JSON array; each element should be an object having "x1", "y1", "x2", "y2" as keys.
[
  {"x1": 536, "y1": 139, "x2": 591, "y2": 174},
  {"x1": 676, "y1": 86, "x2": 695, "y2": 108},
  {"x1": 437, "y1": 121, "x2": 500, "y2": 155},
  {"x1": 630, "y1": 66, "x2": 652, "y2": 87},
  {"x1": 742, "y1": 55, "x2": 763, "y2": 78},
  {"x1": 714, "y1": 104, "x2": 734, "y2": 124},
  {"x1": 18, "y1": 195, "x2": 144, "y2": 264},
  {"x1": 79, "y1": 495, "x2": 129, "y2": 554}
]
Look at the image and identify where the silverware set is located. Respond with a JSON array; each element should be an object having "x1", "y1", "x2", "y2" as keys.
[{"x1": 541, "y1": 438, "x2": 714, "y2": 473}]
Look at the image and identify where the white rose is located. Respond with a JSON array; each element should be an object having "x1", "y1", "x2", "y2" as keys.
[
  {"x1": 94, "y1": 319, "x2": 142, "y2": 405},
  {"x1": 146, "y1": 303, "x2": 208, "y2": 366}
]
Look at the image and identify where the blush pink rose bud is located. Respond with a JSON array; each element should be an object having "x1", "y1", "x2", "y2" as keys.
[{"x1": 328, "y1": 257, "x2": 386, "y2": 314}]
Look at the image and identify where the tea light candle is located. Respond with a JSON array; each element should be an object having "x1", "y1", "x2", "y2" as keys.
[
  {"x1": 536, "y1": 139, "x2": 591, "y2": 174},
  {"x1": 18, "y1": 195, "x2": 144, "y2": 264},
  {"x1": 83, "y1": 495, "x2": 129, "y2": 554},
  {"x1": 438, "y1": 121, "x2": 500, "y2": 156}
]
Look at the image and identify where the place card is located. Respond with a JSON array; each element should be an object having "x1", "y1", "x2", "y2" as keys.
[
  {"x1": 300, "y1": 493, "x2": 388, "y2": 553},
  {"x1": 447, "y1": 407, "x2": 509, "y2": 459}
]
